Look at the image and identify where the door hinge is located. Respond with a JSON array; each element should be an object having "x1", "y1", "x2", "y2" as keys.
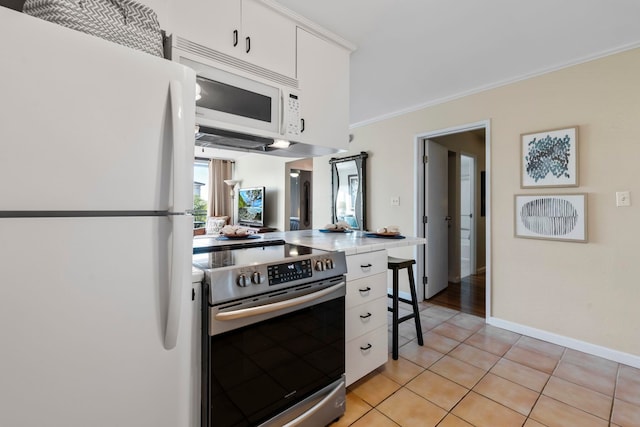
[
  {"x1": 423, "y1": 155, "x2": 428, "y2": 164},
  {"x1": 423, "y1": 215, "x2": 428, "y2": 223},
  {"x1": 423, "y1": 276, "x2": 428, "y2": 285}
]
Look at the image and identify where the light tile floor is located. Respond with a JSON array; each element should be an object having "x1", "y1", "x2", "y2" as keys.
[{"x1": 332, "y1": 301, "x2": 640, "y2": 427}]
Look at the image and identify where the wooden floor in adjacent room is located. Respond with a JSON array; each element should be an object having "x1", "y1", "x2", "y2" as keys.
[{"x1": 428, "y1": 273, "x2": 486, "y2": 317}]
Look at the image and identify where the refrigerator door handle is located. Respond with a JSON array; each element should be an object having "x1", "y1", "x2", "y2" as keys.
[
  {"x1": 169, "y1": 80, "x2": 190, "y2": 214},
  {"x1": 164, "y1": 214, "x2": 191, "y2": 350},
  {"x1": 164, "y1": 80, "x2": 191, "y2": 350}
]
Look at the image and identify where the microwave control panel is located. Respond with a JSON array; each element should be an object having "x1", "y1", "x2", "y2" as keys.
[{"x1": 285, "y1": 93, "x2": 301, "y2": 136}]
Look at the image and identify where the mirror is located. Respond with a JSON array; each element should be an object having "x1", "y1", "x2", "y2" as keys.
[{"x1": 330, "y1": 152, "x2": 368, "y2": 230}]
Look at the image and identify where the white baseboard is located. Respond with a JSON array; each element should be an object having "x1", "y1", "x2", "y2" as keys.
[{"x1": 487, "y1": 316, "x2": 640, "y2": 369}]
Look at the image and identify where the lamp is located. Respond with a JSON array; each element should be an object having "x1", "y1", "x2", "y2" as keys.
[
  {"x1": 289, "y1": 170, "x2": 299, "y2": 178},
  {"x1": 224, "y1": 179, "x2": 240, "y2": 224}
]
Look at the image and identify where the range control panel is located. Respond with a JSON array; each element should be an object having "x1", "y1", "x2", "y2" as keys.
[{"x1": 268, "y1": 259, "x2": 312, "y2": 285}]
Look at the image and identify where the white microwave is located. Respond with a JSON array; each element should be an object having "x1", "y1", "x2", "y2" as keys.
[{"x1": 177, "y1": 55, "x2": 302, "y2": 142}]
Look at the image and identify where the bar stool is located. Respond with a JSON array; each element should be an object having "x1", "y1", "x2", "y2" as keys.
[{"x1": 387, "y1": 256, "x2": 424, "y2": 360}]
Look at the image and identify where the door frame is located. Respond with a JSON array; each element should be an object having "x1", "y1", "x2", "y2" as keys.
[{"x1": 413, "y1": 119, "x2": 491, "y2": 318}]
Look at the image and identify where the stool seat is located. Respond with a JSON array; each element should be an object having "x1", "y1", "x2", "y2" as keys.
[
  {"x1": 388, "y1": 256, "x2": 416, "y2": 269},
  {"x1": 387, "y1": 256, "x2": 423, "y2": 360}
]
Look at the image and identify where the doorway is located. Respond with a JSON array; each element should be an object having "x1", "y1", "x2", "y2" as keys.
[
  {"x1": 414, "y1": 121, "x2": 490, "y2": 318},
  {"x1": 285, "y1": 158, "x2": 313, "y2": 231}
]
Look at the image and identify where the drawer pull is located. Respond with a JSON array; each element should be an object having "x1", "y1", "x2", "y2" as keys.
[
  {"x1": 360, "y1": 263, "x2": 372, "y2": 272},
  {"x1": 360, "y1": 343, "x2": 372, "y2": 351},
  {"x1": 358, "y1": 286, "x2": 371, "y2": 294},
  {"x1": 360, "y1": 312, "x2": 372, "y2": 319}
]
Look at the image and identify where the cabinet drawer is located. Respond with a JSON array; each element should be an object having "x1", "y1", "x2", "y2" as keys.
[
  {"x1": 346, "y1": 297, "x2": 387, "y2": 340},
  {"x1": 346, "y1": 250, "x2": 387, "y2": 281},
  {"x1": 345, "y1": 326, "x2": 388, "y2": 386},
  {"x1": 346, "y1": 273, "x2": 387, "y2": 308}
]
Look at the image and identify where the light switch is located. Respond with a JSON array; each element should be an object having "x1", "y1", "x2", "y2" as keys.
[
  {"x1": 391, "y1": 196, "x2": 400, "y2": 206},
  {"x1": 616, "y1": 191, "x2": 631, "y2": 207}
]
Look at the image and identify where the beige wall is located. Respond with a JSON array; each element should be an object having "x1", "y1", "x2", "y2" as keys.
[{"x1": 315, "y1": 47, "x2": 640, "y2": 360}]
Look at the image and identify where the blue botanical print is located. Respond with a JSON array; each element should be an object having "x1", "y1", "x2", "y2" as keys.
[{"x1": 525, "y1": 134, "x2": 571, "y2": 182}]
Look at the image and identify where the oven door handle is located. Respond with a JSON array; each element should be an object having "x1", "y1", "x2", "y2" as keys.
[{"x1": 215, "y1": 283, "x2": 344, "y2": 321}]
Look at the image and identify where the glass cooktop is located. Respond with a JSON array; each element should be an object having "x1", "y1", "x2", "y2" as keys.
[{"x1": 192, "y1": 242, "x2": 330, "y2": 270}]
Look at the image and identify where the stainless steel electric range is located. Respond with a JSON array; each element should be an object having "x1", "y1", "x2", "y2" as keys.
[{"x1": 193, "y1": 239, "x2": 347, "y2": 427}]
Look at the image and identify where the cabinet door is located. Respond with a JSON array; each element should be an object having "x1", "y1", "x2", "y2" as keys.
[
  {"x1": 297, "y1": 27, "x2": 350, "y2": 151},
  {"x1": 168, "y1": 0, "x2": 240, "y2": 57},
  {"x1": 241, "y1": 0, "x2": 296, "y2": 77},
  {"x1": 345, "y1": 327, "x2": 388, "y2": 386}
]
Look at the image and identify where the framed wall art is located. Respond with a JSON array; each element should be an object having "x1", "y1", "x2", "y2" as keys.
[
  {"x1": 514, "y1": 193, "x2": 587, "y2": 242},
  {"x1": 521, "y1": 126, "x2": 578, "y2": 188}
]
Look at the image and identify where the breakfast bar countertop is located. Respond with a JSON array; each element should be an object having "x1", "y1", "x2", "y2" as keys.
[
  {"x1": 193, "y1": 229, "x2": 425, "y2": 255},
  {"x1": 275, "y1": 230, "x2": 425, "y2": 254}
]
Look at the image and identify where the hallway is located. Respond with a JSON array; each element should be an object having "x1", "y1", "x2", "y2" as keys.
[{"x1": 429, "y1": 273, "x2": 486, "y2": 317}]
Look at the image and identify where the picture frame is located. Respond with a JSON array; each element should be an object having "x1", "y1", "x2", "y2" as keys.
[
  {"x1": 514, "y1": 193, "x2": 587, "y2": 242},
  {"x1": 521, "y1": 126, "x2": 578, "y2": 188}
]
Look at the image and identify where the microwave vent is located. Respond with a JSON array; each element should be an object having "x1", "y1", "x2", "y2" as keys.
[{"x1": 176, "y1": 36, "x2": 299, "y2": 89}]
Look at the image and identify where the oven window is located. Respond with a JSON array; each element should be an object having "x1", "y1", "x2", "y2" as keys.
[{"x1": 207, "y1": 296, "x2": 345, "y2": 427}]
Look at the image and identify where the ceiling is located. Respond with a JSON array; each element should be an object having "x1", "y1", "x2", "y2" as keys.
[{"x1": 276, "y1": 0, "x2": 640, "y2": 127}]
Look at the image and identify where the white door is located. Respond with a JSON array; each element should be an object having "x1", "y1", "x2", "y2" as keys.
[
  {"x1": 460, "y1": 154, "x2": 476, "y2": 278},
  {"x1": 425, "y1": 140, "x2": 449, "y2": 298}
]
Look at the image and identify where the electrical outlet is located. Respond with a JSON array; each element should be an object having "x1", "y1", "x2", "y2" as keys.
[
  {"x1": 391, "y1": 196, "x2": 400, "y2": 206},
  {"x1": 616, "y1": 191, "x2": 631, "y2": 207}
]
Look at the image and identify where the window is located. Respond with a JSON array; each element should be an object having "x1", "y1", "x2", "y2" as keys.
[{"x1": 193, "y1": 159, "x2": 209, "y2": 228}]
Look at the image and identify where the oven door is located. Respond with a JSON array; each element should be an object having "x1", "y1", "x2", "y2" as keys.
[{"x1": 202, "y1": 278, "x2": 346, "y2": 427}]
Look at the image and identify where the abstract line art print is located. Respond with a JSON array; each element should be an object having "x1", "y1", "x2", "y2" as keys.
[
  {"x1": 521, "y1": 127, "x2": 578, "y2": 188},
  {"x1": 514, "y1": 194, "x2": 587, "y2": 242}
]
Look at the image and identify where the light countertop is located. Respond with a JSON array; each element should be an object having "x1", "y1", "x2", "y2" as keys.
[{"x1": 193, "y1": 229, "x2": 425, "y2": 256}]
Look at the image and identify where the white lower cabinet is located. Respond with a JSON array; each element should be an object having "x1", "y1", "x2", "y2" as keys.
[
  {"x1": 344, "y1": 250, "x2": 388, "y2": 386},
  {"x1": 346, "y1": 296, "x2": 387, "y2": 340},
  {"x1": 346, "y1": 327, "x2": 388, "y2": 387}
]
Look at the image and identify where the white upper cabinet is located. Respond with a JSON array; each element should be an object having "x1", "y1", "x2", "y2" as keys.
[
  {"x1": 167, "y1": 0, "x2": 295, "y2": 78},
  {"x1": 296, "y1": 28, "x2": 350, "y2": 151}
]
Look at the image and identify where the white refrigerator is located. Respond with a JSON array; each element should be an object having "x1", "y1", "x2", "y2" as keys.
[{"x1": 0, "y1": 7, "x2": 198, "y2": 427}]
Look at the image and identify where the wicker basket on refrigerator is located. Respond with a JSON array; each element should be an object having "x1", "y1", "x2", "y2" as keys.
[{"x1": 23, "y1": 0, "x2": 164, "y2": 57}]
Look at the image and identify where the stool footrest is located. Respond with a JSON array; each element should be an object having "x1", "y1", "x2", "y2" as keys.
[
  {"x1": 387, "y1": 308, "x2": 418, "y2": 323},
  {"x1": 387, "y1": 294, "x2": 415, "y2": 306}
]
